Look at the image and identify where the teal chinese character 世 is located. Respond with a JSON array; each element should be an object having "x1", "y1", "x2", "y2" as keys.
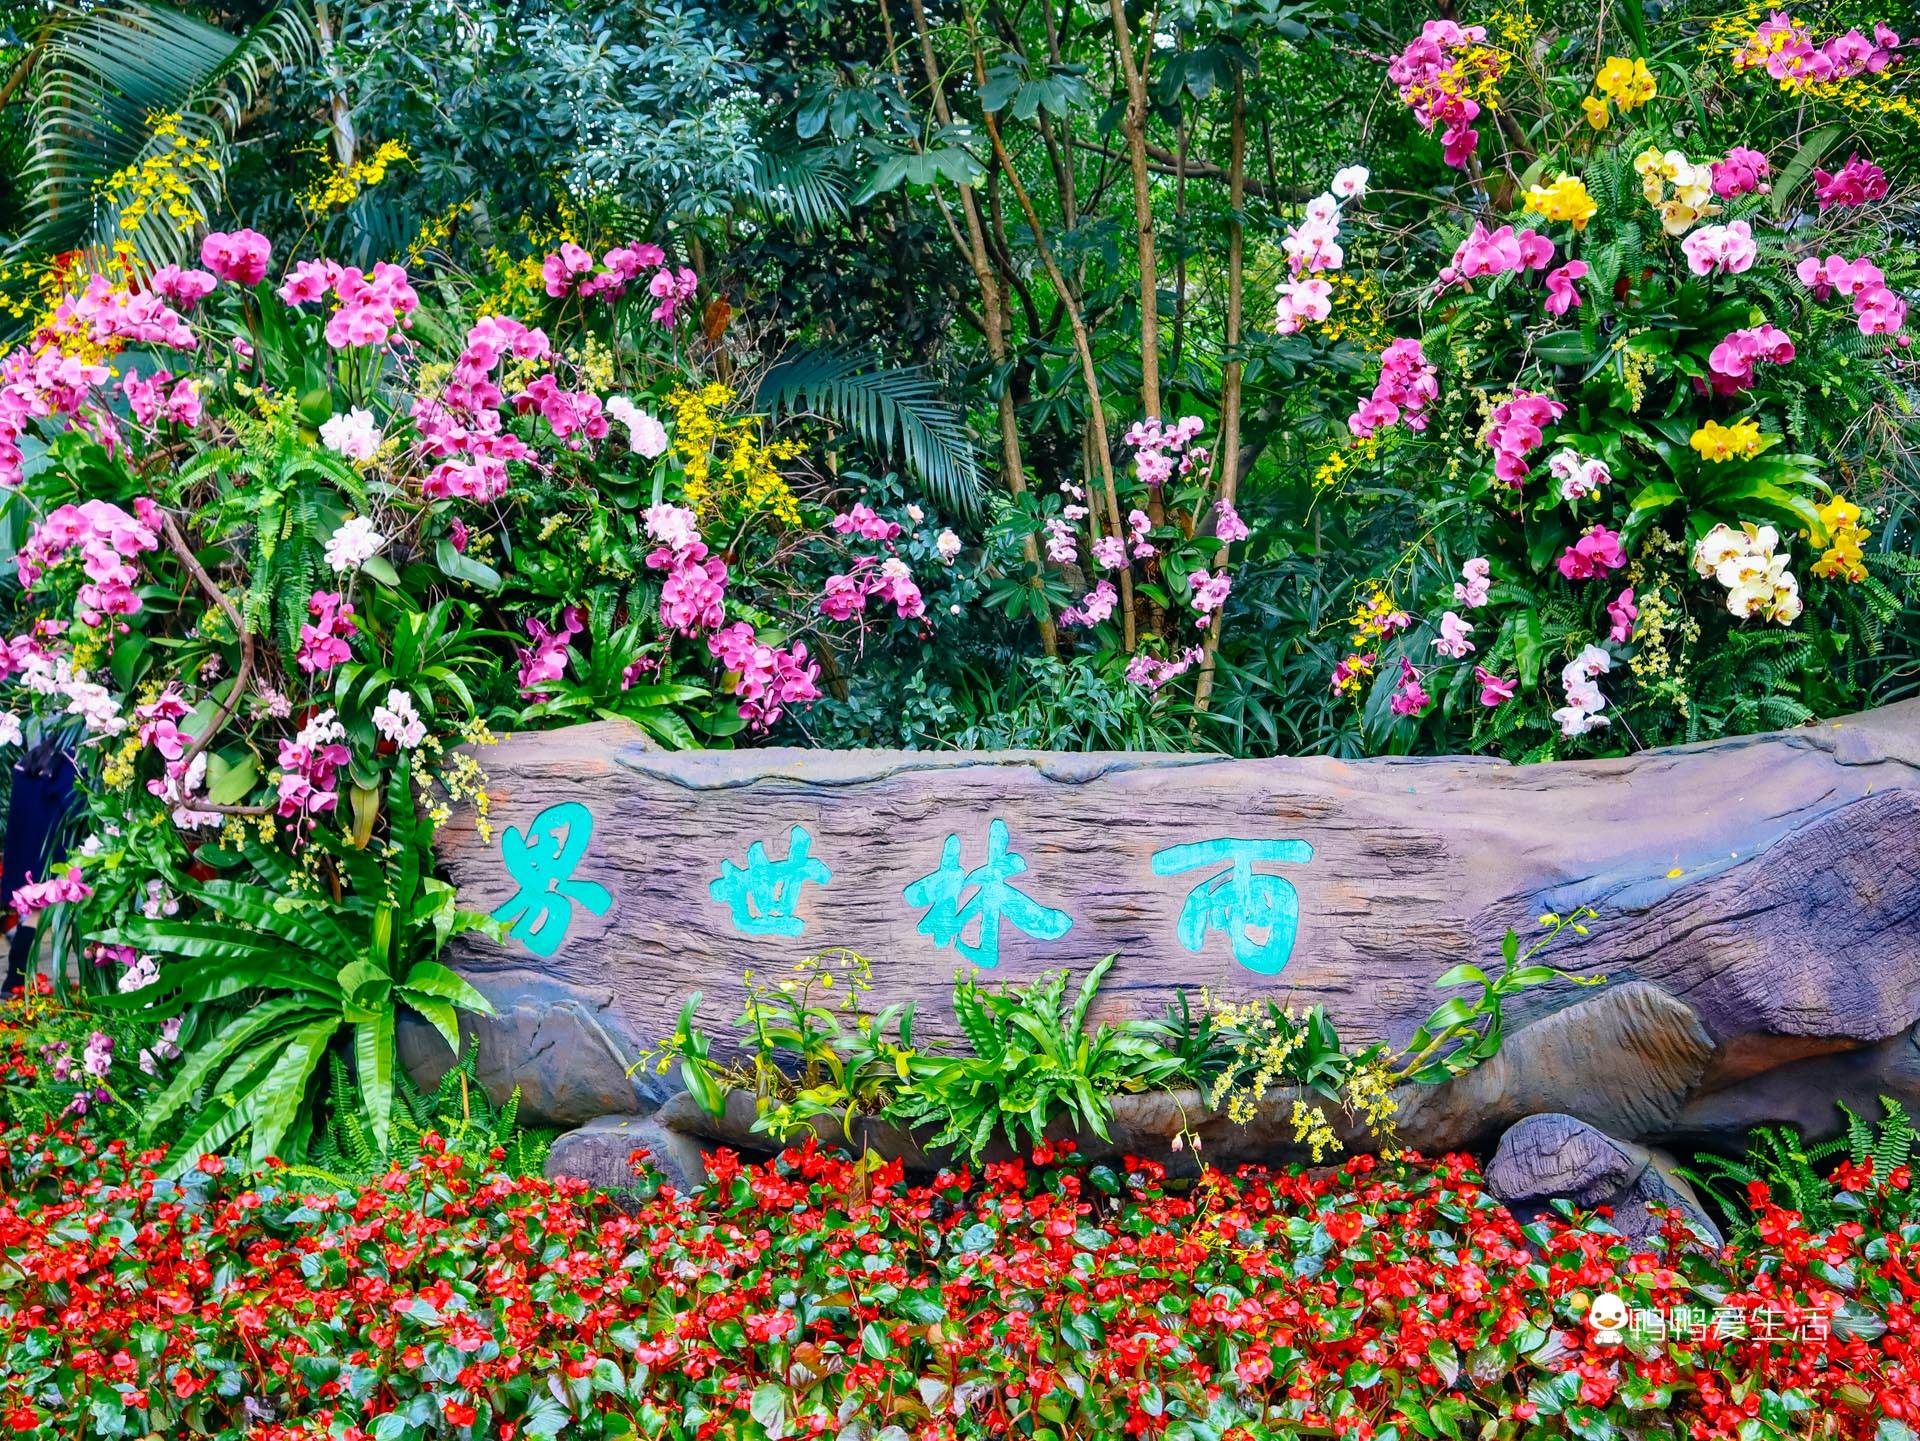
[
  {"x1": 492, "y1": 801, "x2": 613, "y2": 958},
  {"x1": 710, "y1": 824, "x2": 832, "y2": 937},
  {"x1": 904, "y1": 818, "x2": 1071, "y2": 968},
  {"x1": 1152, "y1": 838, "x2": 1314, "y2": 975}
]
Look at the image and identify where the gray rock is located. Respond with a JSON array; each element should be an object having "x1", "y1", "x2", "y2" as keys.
[
  {"x1": 1393, "y1": 981, "x2": 1716, "y2": 1151},
  {"x1": 1487, "y1": 1113, "x2": 1722, "y2": 1248},
  {"x1": 398, "y1": 966, "x2": 668, "y2": 1129},
  {"x1": 1672, "y1": 1021, "x2": 1920, "y2": 1146},
  {"x1": 545, "y1": 1113, "x2": 710, "y2": 1198}
]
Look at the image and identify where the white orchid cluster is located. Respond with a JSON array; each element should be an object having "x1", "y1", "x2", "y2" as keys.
[
  {"x1": 1545, "y1": 447, "x2": 1612, "y2": 502},
  {"x1": 1553, "y1": 643, "x2": 1613, "y2": 737},
  {"x1": 1692, "y1": 522, "x2": 1803, "y2": 624}
]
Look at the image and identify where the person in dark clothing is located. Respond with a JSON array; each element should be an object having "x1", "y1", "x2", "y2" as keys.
[{"x1": 1, "y1": 733, "x2": 78, "y2": 994}]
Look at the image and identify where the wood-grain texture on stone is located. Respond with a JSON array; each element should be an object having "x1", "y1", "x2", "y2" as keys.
[{"x1": 419, "y1": 702, "x2": 1920, "y2": 1143}]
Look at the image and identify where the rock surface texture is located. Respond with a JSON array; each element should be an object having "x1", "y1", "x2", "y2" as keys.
[{"x1": 422, "y1": 703, "x2": 1920, "y2": 1166}]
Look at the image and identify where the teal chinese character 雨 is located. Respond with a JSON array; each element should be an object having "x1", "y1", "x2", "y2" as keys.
[{"x1": 1152, "y1": 837, "x2": 1314, "y2": 975}]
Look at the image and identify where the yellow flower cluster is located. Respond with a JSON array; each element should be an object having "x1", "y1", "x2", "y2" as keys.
[
  {"x1": 407, "y1": 200, "x2": 475, "y2": 266},
  {"x1": 1312, "y1": 435, "x2": 1381, "y2": 490},
  {"x1": 1689, "y1": 417, "x2": 1765, "y2": 463},
  {"x1": 99, "y1": 734, "x2": 141, "y2": 790},
  {"x1": 1522, "y1": 173, "x2": 1598, "y2": 231},
  {"x1": 1705, "y1": 4, "x2": 1920, "y2": 131},
  {"x1": 1625, "y1": 531, "x2": 1702, "y2": 711},
  {"x1": 1709, "y1": 1, "x2": 1786, "y2": 64},
  {"x1": 426, "y1": 718, "x2": 498, "y2": 842},
  {"x1": 1, "y1": 251, "x2": 136, "y2": 362},
  {"x1": 1727, "y1": 9, "x2": 1825, "y2": 90},
  {"x1": 100, "y1": 114, "x2": 220, "y2": 237},
  {"x1": 478, "y1": 248, "x2": 549, "y2": 318},
  {"x1": 1291, "y1": 1100, "x2": 1340, "y2": 1162},
  {"x1": 1616, "y1": 335, "x2": 1655, "y2": 412},
  {"x1": 1202, "y1": 995, "x2": 1307, "y2": 1124},
  {"x1": 1342, "y1": 1054, "x2": 1400, "y2": 1135},
  {"x1": 220, "y1": 812, "x2": 279, "y2": 848},
  {"x1": 1347, "y1": 586, "x2": 1408, "y2": 645},
  {"x1": 667, "y1": 383, "x2": 805, "y2": 527},
  {"x1": 1582, "y1": 55, "x2": 1655, "y2": 128},
  {"x1": 570, "y1": 335, "x2": 615, "y2": 394},
  {"x1": 1485, "y1": 2, "x2": 1539, "y2": 49},
  {"x1": 1634, "y1": 147, "x2": 1719, "y2": 235},
  {"x1": 1810, "y1": 496, "x2": 1870, "y2": 583},
  {"x1": 300, "y1": 139, "x2": 409, "y2": 215},
  {"x1": 1457, "y1": 43, "x2": 1511, "y2": 110},
  {"x1": 1318, "y1": 273, "x2": 1391, "y2": 351},
  {"x1": 1597, "y1": 55, "x2": 1657, "y2": 108}
]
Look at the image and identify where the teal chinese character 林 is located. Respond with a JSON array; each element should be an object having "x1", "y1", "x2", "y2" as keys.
[
  {"x1": 710, "y1": 824, "x2": 832, "y2": 937},
  {"x1": 903, "y1": 817, "x2": 1070, "y2": 968},
  {"x1": 1152, "y1": 837, "x2": 1314, "y2": 975},
  {"x1": 492, "y1": 801, "x2": 613, "y2": 958}
]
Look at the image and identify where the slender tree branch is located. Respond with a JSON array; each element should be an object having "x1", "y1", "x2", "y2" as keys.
[
  {"x1": 898, "y1": 0, "x2": 1059, "y2": 656},
  {"x1": 1192, "y1": 73, "x2": 1248, "y2": 718},
  {"x1": 971, "y1": 26, "x2": 1136, "y2": 652},
  {"x1": 159, "y1": 512, "x2": 273, "y2": 816}
]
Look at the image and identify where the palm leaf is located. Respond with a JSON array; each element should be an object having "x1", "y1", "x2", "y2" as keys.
[
  {"x1": 753, "y1": 349, "x2": 985, "y2": 517},
  {"x1": 745, "y1": 143, "x2": 852, "y2": 229},
  {"x1": 10, "y1": 0, "x2": 315, "y2": 269}
]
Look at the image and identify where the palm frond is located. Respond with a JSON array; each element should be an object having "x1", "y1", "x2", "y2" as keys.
[
  {"x1": 754, "y1": 348, "x2": 985, "y2": 517},
  {"x1": 745, "y1": 144, "x2": 852, "y2": 230},
  {"x1": 11, "y1": 1, "x2": 314, "y2": 269}
]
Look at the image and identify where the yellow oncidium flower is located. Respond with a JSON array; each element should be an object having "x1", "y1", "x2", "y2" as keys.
[
  {"x1": 1522, "y1": 173, "x2": 1599, "y2": 231},
  {"x1": 299, "y1": 139, "x2": 410, "y2": 216},
  {"x1": 668, "y1": 383, "x2": 804, "y2": 527},
  {"x1": 1810, "y1": 495, "x2": 1871, "y2": 584},
  {"x1": 1595, "y1": 55, "x2": 1657, "y2": 110},
  {"x1": 1688, "y1": 417, "x2": 1765, "y2": 463}
]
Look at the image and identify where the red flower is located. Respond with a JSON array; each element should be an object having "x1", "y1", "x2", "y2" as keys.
[{"x1": 1324, "y1": 1210, "x2": 1364, "y2": 1246}]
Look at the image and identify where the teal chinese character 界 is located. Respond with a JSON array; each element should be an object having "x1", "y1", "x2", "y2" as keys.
[
  {"x1": 904, "y1": 817, "x2": 1071, "y2": 968},
  {"x1": 1152, "y1": 838, "x2": 1314, "y2": 975},
  {"x1": 710, "y1": 824, "x2": 832, "y2": 936},
  {"x1": 493, "y1": 801, "x2": 613, "y2": 958}
]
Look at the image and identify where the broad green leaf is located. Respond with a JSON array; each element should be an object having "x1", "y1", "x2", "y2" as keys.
[
  {"x1": 355, "y1": 1009, "x2": 396, "y2": 1159},
  {"x1": 244, "y1": 1018, "x2": 338, "y2": 1166},
  {"x1": 400, "y1": 960, "x2": 494, "y2": 1014}
]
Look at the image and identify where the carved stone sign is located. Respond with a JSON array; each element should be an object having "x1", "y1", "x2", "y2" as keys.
[{"x1": 423, "y1": 703, "x2": 1920, "y2": 1142}]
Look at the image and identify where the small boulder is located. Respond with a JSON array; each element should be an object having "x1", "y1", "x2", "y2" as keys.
[
  {"x1": 1486, "y1": 1112, "x2": 1722, "y2": 1248},
  {"x1": 545, "y1": 1113, "x2": 711, "y2": 1200}
]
